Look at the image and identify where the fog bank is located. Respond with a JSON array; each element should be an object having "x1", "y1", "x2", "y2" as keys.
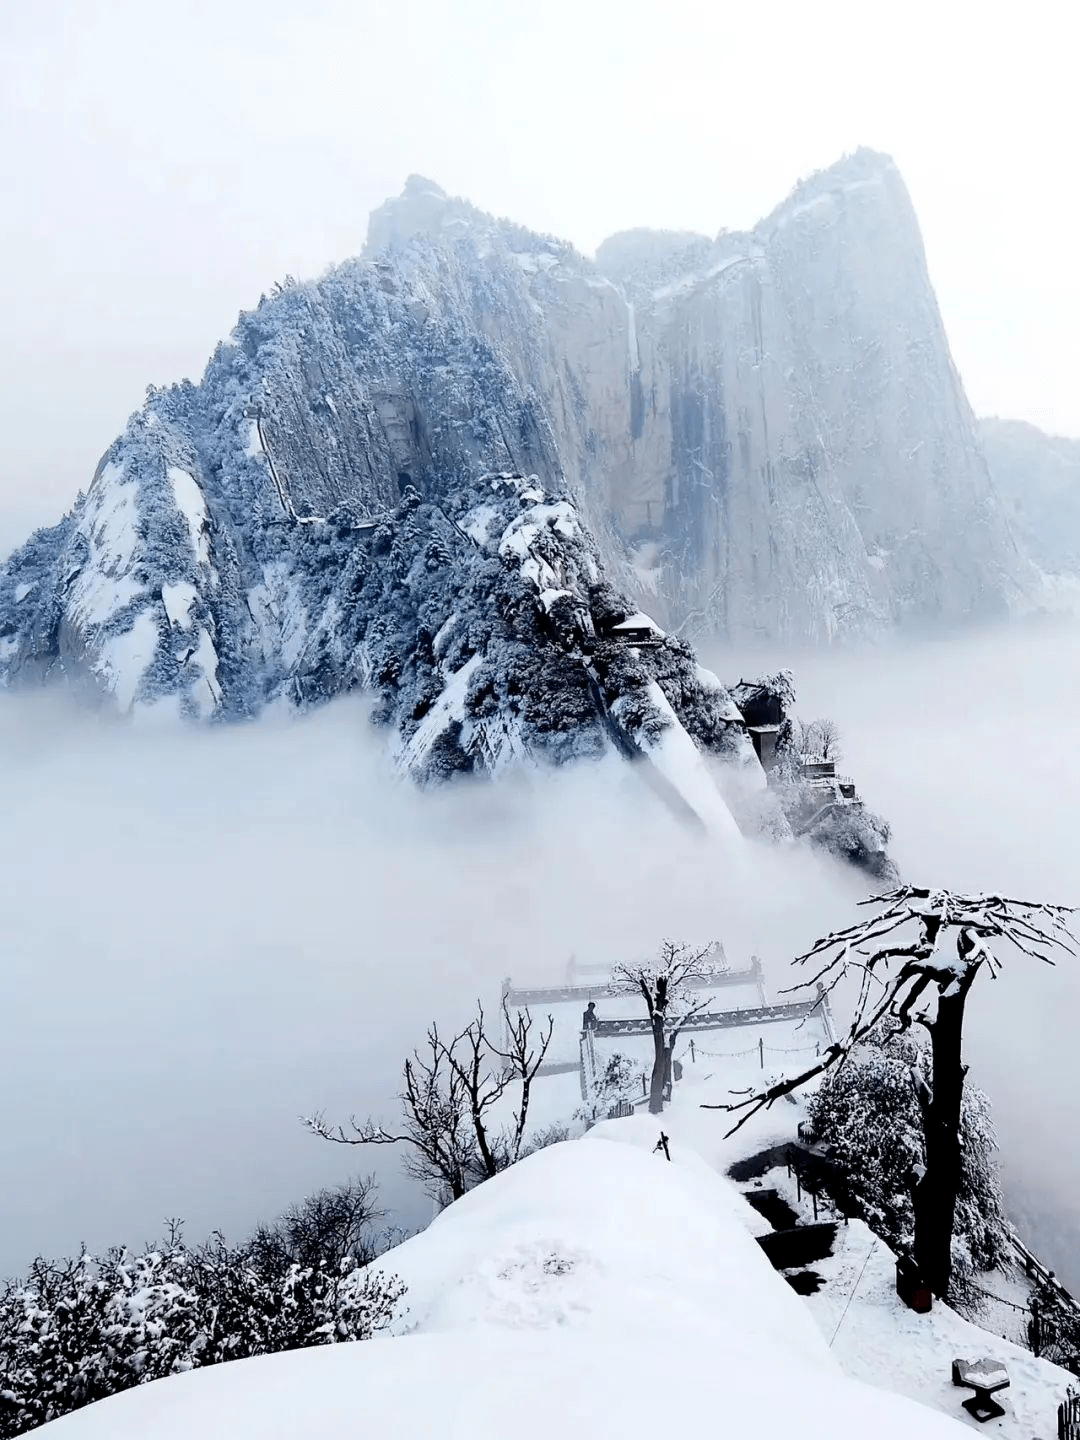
[
  {"x1": 0, "y1": 692, "x2": 859, "y2": 1278},
  {"x1": 6, "y1": 619, "x2": 1077, "y2": 1287},
  {"x1": 708, "y1": 617, "x2": 1080, "y2": 1291}
]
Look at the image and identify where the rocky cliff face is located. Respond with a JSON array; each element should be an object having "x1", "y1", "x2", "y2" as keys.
[
  {"x1": 0, "y1": 152, "x2": 1030, "y2": 741},
  {"x1": 980, "y1": 418, "x2": 1080, "y2": 579},
  {"x1": 364, "y1": 154, "x2": 1031, "y2": 641},
  {"x1": 0, "y1": 437, "x2": 761, "y2": 835}
]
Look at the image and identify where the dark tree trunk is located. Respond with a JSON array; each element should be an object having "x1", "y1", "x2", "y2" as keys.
[
  {"x1": 913, "y1": 967, "x2": 977, "y2": 1298},
  {"x1": 649, "y1": 1015, "x2": 667, "y2": 1114}
]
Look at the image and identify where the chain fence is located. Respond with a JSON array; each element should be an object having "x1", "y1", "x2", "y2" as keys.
[{"x1": 689, "y1": 1039, "x2": 822, "y2": 1062}]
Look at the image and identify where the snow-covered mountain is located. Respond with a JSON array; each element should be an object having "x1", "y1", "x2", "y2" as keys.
[
  {"x1": 0, "y1": 150, "x2": 1027, "y2": 807},
  {"x1": 0, "y1": 444, "x2": 758, "y2": 831},
  {"x1": 980, "y1": 418, "x2": 1080, "y2": 579},
  {"x1": 365, "y1": 153, "x2": 1031, "y2": 640}
]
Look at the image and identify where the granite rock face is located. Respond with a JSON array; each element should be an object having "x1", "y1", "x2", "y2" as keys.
[
  {"x1": 980, "y1": 417, "x2": 1080, "y2": 579},
  {"x1": 0, "y1": 152, "x2": 1034, "y2": 740},
  {"x1": 362, "y1": 155, "x2": 1032, "y2": 640}
]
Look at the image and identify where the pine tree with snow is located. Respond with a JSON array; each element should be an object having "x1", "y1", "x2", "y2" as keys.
[
  {"x1": 807, "y1": 1024, "x2": 1009, "y2": 1288},
  {"x1": 710, "y1": 886, "x2": 1077, "y2": 1299}
]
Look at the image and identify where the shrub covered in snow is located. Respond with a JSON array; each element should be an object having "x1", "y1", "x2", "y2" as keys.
[
  {"x1": 0, "y1": 1183, "x2": 405, "y2": 1438},
  {"x1": 807, "y1": 1025, "x2": 1010, "y2": 1292},
  {"x1": 577, "y1": 1052, "x2": 643, "y2": 1123},
  {"x1": 800, "y1": 802, "x2": 897, "y2": 883}
]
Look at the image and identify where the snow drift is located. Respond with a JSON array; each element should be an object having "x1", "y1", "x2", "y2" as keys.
[{"x1": 37, "y1": 1123, "x2": 972, "y2": 1440}]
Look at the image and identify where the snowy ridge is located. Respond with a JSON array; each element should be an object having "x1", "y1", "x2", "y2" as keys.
[
  {"x1": 38, "y1": 1098, "x2": 1072, "y2": 1440},
  {"x1": 0, "y1": 439, "x2": 753, "y2": 809},
  {"x1": 65, "y1": 463, "x2": 144, "y2": 631}
]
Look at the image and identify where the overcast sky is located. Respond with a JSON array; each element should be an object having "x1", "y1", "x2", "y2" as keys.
[{"x1": 1, "y1": 0, "x2": 1076, "y2": 549}]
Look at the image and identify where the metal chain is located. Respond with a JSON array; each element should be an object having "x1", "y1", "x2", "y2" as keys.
[{"x1": 693, "y1": 1040, "x2": 820, "y2": 1059}]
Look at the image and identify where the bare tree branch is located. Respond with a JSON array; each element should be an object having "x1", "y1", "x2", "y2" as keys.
[
  {"x1": 702, "y1": 884, "x2": 1077, "y2": 1297},
  {"x1": 305, "y1": 997, "x2": 556, "y2": 1204},
  {"x1": 615, "y1": 941, "x2": 720, "y2": 1113}
]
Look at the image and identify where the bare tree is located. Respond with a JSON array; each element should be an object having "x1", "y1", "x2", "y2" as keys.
[
  {"x1": 615, "y1": 941, "x2": 717, "y2": 1114},
  {"x1": 793, "y1": 717, "x2": 819, "y2": 757},
  {"x1": 490, "y1": 1003, "x2": 557, "y2": 1166},
  {"x1": 703, "y1": 886, "x2": 1077, "y2": 1298},
  {"x1": 248, "y1": 1175, "x2": 383, "y2": 1273},
  {"x1": 816, "y1": 717, "x2": 841, "y2": 763},
  {"x1": 304, "y1": 999, "x2": 553, "y2": 1204},
  {"x1": 795, "y1": 716, "x2": 841, "y2": 762}
]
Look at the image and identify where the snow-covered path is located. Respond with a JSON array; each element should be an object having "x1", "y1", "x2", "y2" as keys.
[
  {"x1": 35, "y1": 1068, "x2": 1077, "y2": 1440},
  {"x1": 807, "y1": 1219, "x2": 1075, "y2": 1437}
]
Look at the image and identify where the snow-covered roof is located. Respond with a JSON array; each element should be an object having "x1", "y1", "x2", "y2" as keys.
[{"x1": 611, "y1": 611, "x2": 665, "y2": 634}]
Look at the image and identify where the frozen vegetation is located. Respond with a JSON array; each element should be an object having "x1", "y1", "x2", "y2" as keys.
[
  {"x1": 2, "y1": 149, "x2": 999, "y2": 864},
  {"x1": 0, "y1": 151, "x2": 1042, "y2": 729},
  {"x1": 17, "y1": 1070, "x2": 1077, "y2": 1440}
]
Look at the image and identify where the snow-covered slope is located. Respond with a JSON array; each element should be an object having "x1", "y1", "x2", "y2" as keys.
[
  {"x1": 981, "y1": 417, "x2": 1080, "y2": 579},
  {"x1": 39, "y1": 1123, "x2": 978, "y2": 1440},
  {"x1": 0, "y1": 153, "x2": 1033, "y2": 729},
  {"x1": 0, "y1": 447, "x2": 756, "y2": 833}
]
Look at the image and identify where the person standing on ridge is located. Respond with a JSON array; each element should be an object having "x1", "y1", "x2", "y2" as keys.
[{"x1": 582, "y1": 1000, "x2": 599, "y2": 1032}]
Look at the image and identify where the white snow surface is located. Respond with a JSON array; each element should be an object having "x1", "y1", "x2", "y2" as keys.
[
  {"x1": 242, "y1": 418, "x2": 264, "y2": 459},
  {"x1": 764, "y1": 172, "x2": 890, "y2": 236},
  {"x1": 247, "y1": 563, "x2": 308, "y2": 670},
  {"x1": 621, "y1": 680, "x2": 745, "y2": 846},
  {"x1": 431, "y1": 611, "x2": 459, "y2": 657},
  {"x1": 807, "y1": 1217, "x2": 1076, "y2": 1439},
  {"x1": 498, "y1": 499, "x2": 595, "y2": 590},
  {"x1": 694, "y1": 662, "x2": 748, "y2": 724},
  {"x1": 161, "y1": 581, "x2": 196, "y2": 631},
  {"x1": 652, "y1": 250, "x2": 760, "y2": 303},
  {"x1": 611, "y1": 609, "x2": 665, "y2": 634},
  {"x1": 537, "y1": 586, "x2": 572, "y2": 612},
  {"x1": 35, "y1": 1055, "x2": 1077, "y2": 1440},
  {"x1": 14, "y1": 581, "x2": 35, "y2": 603},
  {"x1": 460, "y1": 502, "x2": 499, "y2": 546},
  {"x1": 186, "y1": 627, "x2": 222, "y2": 717},
  {"x1": 510, "y1": 250, "x2": 559, "y2": 275},
  {"x1": 398, "y1": 654, "x2": 482, "y2": 769},
  {"x1": 99, "y1": 610, "x2": 160, "y2": 712},
  {"x1": 167, "y1": 467, "x2": 211, "y2": 568},
  {"x1": 67, "y1": 462, "x2": 144, "y2": 628},
  {"x1": 40, "y1": 1110, "x2": 990, "y2": 1440}
]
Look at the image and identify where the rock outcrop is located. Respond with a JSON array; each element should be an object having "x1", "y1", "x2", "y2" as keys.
[
  {"x1": 362, "y1": 152, "x2": 1032, "y2": 640},
  {"x1": 1, "y1": 151, "x2": 1032, "y2": 743}
]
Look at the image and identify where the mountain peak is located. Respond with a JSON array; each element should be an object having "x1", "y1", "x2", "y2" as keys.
[
  {"x1": 365, "y1": 175, "x2": 456, "y2": 257},
  {"x1": 759, "y1": 146, "x2": 903, "y2": 235},
  {"x1": 402, "y1": 174, "x2": 447, "y2": 200}
]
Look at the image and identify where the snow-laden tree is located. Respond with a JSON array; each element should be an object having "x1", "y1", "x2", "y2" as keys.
[
  {"x1": 796, "y1": 716, "x2": 842, "y2": 763},
  {"x1": 615, "y1": 941, "x2": 722, "y2": 1114},
  {"x1": 706, "y1": 886, "x2": 1077, "y2": 1298},
  {"x1": 801, "y1": 803, "x2": 895, "y2": 883},
  {"x1": 807, "y1": 1025, "x2": 1009, "y2": 1286},
  {"x1": 578, "y1": 1051, "x2": 643, "y2": 1123},
  {"x1": 0, "y1": 1190, "x2": 404, "y2": 1439},
  {"x1": 305, "y1": 999, "x2": 554, "y2": 1203}
]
